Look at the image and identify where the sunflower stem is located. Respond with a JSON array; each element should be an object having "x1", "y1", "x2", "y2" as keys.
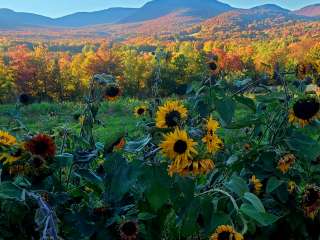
[{"x1": 196, "y1": 188, "x2": 248, "y2": 235}]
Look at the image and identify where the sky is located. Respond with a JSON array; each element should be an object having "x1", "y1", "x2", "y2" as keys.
[{"x1": 0, "y1": 0, "x2": 319, "y2": 18}]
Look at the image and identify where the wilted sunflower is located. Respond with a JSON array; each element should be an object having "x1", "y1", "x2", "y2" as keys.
[
  {"x1": 278, "y1": 154, "x2": 296, "y2": 174},
  {"x1": 134, "y1": 105, "x2": 148, "y2": 117},
  {"x1": 25, "y1": 134, "x2": 56, "y2": 158},
  {"x1": 249, "y1": 175, "x2": 263, "y2": 195},
  {"x1": 119, "y1": 220, "x2": 138, "y2": 240},
  {"x1": 202, "y1": 134, "x2": 223, "y2": 154},
  {"x1": 169, "y1": 159, "x2": 215, "y2": 176},
  {"x1": 204, "y1": 116, "x2": 220, "y2": 136},
  {"x1": 302, "y1": 185, "x2": 320, "y2": 219},
  {"x1": 0, "y1": 131, "x2": 17, "y2": 146},
  {"x1": 160, "y1": 128, "x2": 197, "y2": 169},
  {"x1": 210, "y1": 225, "x2": 243, "y2": 240},
  {"x1": 156, "y1": 100, "x2": 187, "y2": 128},
  {"x1": 104, "y1": 84, "x2": 121, "y2": 101},
  {"x1": 289, "y1": 97, "x2": 320, "y2": 127}
]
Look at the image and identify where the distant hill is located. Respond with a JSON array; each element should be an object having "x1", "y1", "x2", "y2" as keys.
[
  {"x1": 194, "y1": 4, "x2": 313, "y2": 40},
  {"x1": 120, "y1": 0, "x2": 234, "y2": 23},
  {"x1": 54, "y1": 8, "x2": 137, "y2": 27},
  {"x1": 0, "y1": 8, "x2": 53, "y2": 28},
  {"x1": 294, "y1": 4, "x2": 320, "y2": 17}
]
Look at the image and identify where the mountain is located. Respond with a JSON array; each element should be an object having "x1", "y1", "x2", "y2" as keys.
[
  {"x1": 119, "y1": 0, "x2": 234, "y2": 23},
  {"x1": 194, "y1": 4, "x2": 313, "y2": 40},
  {"x1": 54, "y1": 8, "x2": 137, "y2": 27},
  {"x1": 294, "y1": 4, "x2": 320, "y2": 17},
  {"x1": 0, "y1": 8, "x2": 53, "y2": 28}
]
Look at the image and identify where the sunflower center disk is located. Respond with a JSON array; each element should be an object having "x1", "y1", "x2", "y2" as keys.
[
  {"x1": 106, "y1": 86, "x2": 119, "y2": 97},
  {"x1": 137, "y1": 108, "x2": 145, "y2": 115},
  {"x1": 34, "y1": 141, "x2": 49, "y2": 155},
  {"x1": 218, "y1": 232, "x2": 232, "y2": 240},
  {"x1": 165, "y1": 111, "x2": 181, "y2": 127},
  {"x1": 293, "y1": 99, "x2": 320, "y2": 120},
  {"x1": 173, "y1": 140, "x2": 188, "y2": 154},
  {"x1": 122, "y1": 222, "x2": 137, "y2": 236}
]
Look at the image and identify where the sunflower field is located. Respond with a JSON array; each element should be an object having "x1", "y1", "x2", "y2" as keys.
[{"x1": 1, "y1": 60, "x2": 320, "y2": 240}]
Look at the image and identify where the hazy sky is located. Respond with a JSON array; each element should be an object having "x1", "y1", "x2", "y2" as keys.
[{"x1": 0, "y1": 0, "x2": 319, "y2": 18}]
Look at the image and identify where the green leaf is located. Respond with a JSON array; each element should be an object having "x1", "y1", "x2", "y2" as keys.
[
  {"x1": 235, "y1": 95, "x2": 256, "y2": 112},
  {"x1": 266, "y1": 177, "x2": 283, "y2": 194},
  {"x1": 75, "y1": 169, "x2": 102, "y2": 184},
  {"x1": 138, "y1": 212, "x2": 157, "y2": 221},
  {"x1": 225, "y1": 175, "x2": 249, "y2": 197},
  {"x1": 243, "y1": 192, "x2": 265, "y2": 213},
  {"x1": 0, "y1": 182, "x2": 24, "y2": 201},
  {"x1": 146, "y1": 181, "x2": 170, "y2": 211},
  {"x1": 240, "y1": 203, "x2": 280, "y2": 226},
  {"x1": 124, "y1": 135, "x2": 152, "y2": 153},
  {"x1": 286, "y1": 131, "x2": 320, "y2": 161},
  {"x1": 55, "y1": 153, "x2": 73, "y2": 167},
  {"x1": 215, "y1": 97, "x2": 235, "y2": 124}
]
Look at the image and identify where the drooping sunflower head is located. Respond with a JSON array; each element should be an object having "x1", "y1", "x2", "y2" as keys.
[
  {"x1": 119, "y1": 220, "x2": 138, "y2": 240},
  {"x1": 205, "y1": 116, "x2": 220, "y2": 136},
  {"x1": 24, "y1": 134, "x2": 56, "y2": 158},
  {"x1": 160, "y1": 128, "x2": 197, "y2": 169},
  {"x1": 289, "y1": 97, "x2": 320, "y2": 127},
  {"x1": 277, "y1": 153, "x2": 296, "y2": 174},
  {"x1": 202, "y1": 134, "x2": 223, "y2": 154},
  {"x1": 104, "y1": 84, "x2": 121, "y2": 101},
  {"x1": 248, "y1": 175, "x2": 263, "y2": 195},
  {"x1": 156, "y1": 101, "x2": 187, "y2": 128},
  {"x1": 302, "y1": 185, "x2": 320, "y2": 219},
  {"x1": 134, "y1": 105, "x2": 148, "y2": 117},
  {"x1": 0, "y1": 131, "x2": 17, "y2": 147},
  {"x1": 210, "y1": 225, "x2": 243, "y2": 240}
]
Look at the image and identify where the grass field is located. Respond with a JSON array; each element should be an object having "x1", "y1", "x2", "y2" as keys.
[{"x1": 0, "y1": 99, "x2": 142, "y2": 144}]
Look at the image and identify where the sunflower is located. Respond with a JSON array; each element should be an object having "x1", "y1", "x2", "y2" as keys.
[
  {"x1": 134, "y1": 105, "x2": 148, "y2": 117},
  {"x1": 277, "y1": 154, "x2": 296, "y2": 174},
  {"x1": 248, "y1": 175, "x2": 263, "y2": 195},
  {"x1": 19, "y1": 93, "x2": 31, "y2": 105},
  {"x1": 204, "y1": 116, "x2": 220, "y2": 136},
  {"x1": 202, "y1": 134, "x2": 223, "y2": 154},
  {"x1": 288, "y1": 181, "x2": 296, "y2": 194},
  {"x1": 0, "y1": 153, "x2": 20, "y2": 165},
  {"x1": 210, "y1": 225, "x2": 243, "y2": 240},
  {"x1": 169, "y1": 159, "x2": 215, "y2": 176},
  {"x1": 160, "y1": 128, "x2": 197, "y2": 169},
  {"x1": 24, "y1": 134, "x2": 56, "y2": 158},
  {"x1": 289, "y1": 97, "x2": 320, "y2": 127},
  {"x1": 302, "y1": 185, "x2": 320, "y2": 219},
  {"x1": 104, "y1": 84, "x2": 121, "y2": 101},
  {"x1": 0, "y1": 131, "x2": 17, "y2": 146},
  {"x1": 208, "y1": 60, "x2": 219, "y2": 73},
  {"x1": 155, "y1": 101, "x2": 187, "y2": 128},
  {"x1": 119, "y1": 220, "x2": 139, "y2": 240}
]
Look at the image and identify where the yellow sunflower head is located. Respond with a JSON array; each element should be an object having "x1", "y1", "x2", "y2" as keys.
[
  {"x1": 160, "y1": 128, "x2": 197, "y2": 169},
  {"x1": 205, "y1": 116, "x2": 220, "y2": 136},
  {"x1": 277, "y1": 154, "x2": 296, "y2": 174},
  {"x1": 0, "y1": 131, "x2": 17, "y2": 147},
  {"x1": 302, "y1": 185, "x2": 320, "y2": 219},
  {"x1": 249, "y1": 175, "x2": 263, "y2": 195},
  {"x1": 289, "y1": 97, "x2": 320, "y2": 127},
  {"x1": 210, "y1": 225, "x2": 243, "y2": 240},
  {"x1": 134, "y1": 105, "x2": 148, "y2": 117},
  {"x1": 156, "y1": 101, "x2": 187, "y2": 128},
  {"x1": 104, "y1": 84, "x2": 121, "y2": 101},
  {"x1": 202, "y1": 134, "x2": 223, "y2": 154}
]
